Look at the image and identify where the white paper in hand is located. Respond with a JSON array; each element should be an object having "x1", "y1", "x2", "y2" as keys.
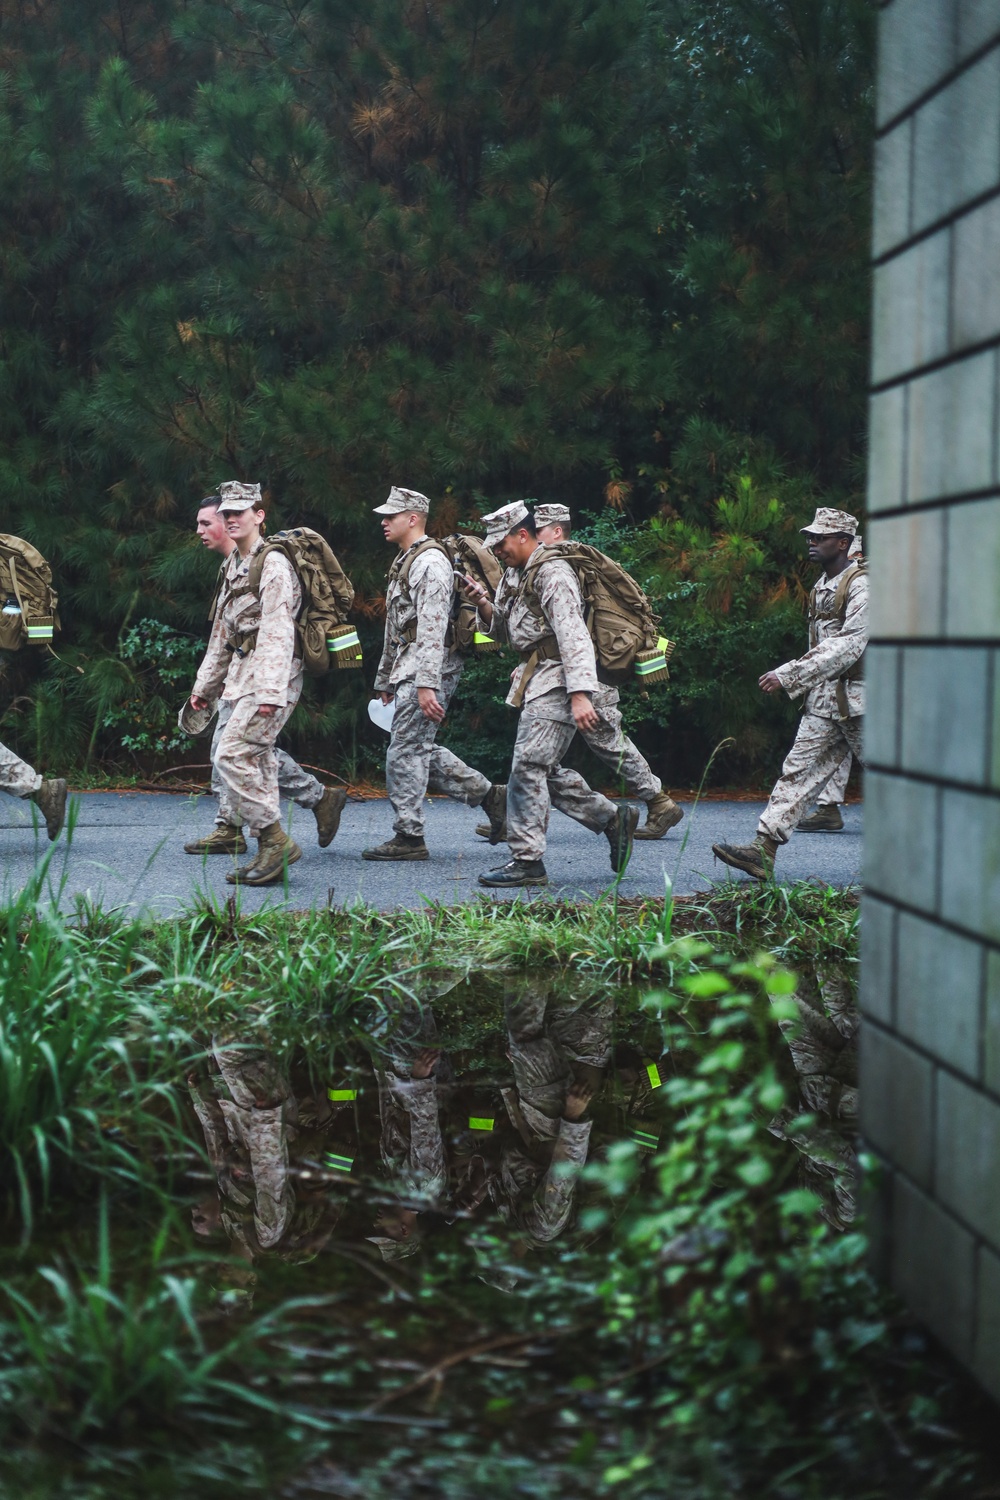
[{"x1": 367, "y1": 697, "x2": 396, "y2": 734}]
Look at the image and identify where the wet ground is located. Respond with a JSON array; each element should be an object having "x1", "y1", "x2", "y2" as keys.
[{"x1": 0, "y1": 790, "x2": 863, "y2": 915}]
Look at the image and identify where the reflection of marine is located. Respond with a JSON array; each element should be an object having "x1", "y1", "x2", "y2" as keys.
[
  {"x1": 769, "y1": 965, "x2": 859, "y2": 1229},
  {"x1": 492, "y1": 982, "x2": 612, "y2": 1246},
  {"x1": 188, "y1": 1037, "x2": 339, "y2": 1266}
]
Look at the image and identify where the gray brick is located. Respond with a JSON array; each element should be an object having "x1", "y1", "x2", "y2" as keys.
[
  {"x1": 892, "y1": 1175, "x2": 976, "y2": 1362},
  {"x1": 974, "y1": 1244, "x2": 1000, "y2": 1401},
  {"x1": 860, "y1": 895, "x2": 898, "y2": 1025},
  {"x1": 899, "y1": 645, "x2": 990, "y2": 782},
  {"x1": 896, "y1": 910, "x2": 983, "y2": 1076},
  {"x1": 907, "y1": 349, "x2": 997, "y2": 503},
  {"x1": 958, "y1": 0, "x2": 1000, "y2": 61},
  {"x1": 860, "y1": 1022, "x2": 936, "y2": 1188},
  {"x1": 867, "y1": 386, "x2": 908, "y2": 515},
  {"x1": 869, "y1": 508, "x2": 946, "y2": 638},
  {"x1": 878, "y1": 0, "x2": 957, "y2": 128},
  {"x1": 940, "y1": 787, "x2": 1000, "y2": 943},
  {"x1": 945, "y1": 497, "x2": 1000, "y2": 637},
  {"x1": 912, "y1": 50, "x2": 1000, "y2": 232},
  {"x1": 983, "y1": 948, "x2": 1000, "y2": 1093},
  {"x1": 872, "y1": 232, "x2": 951, "y2": 384},
  {"x1": 873, "y1": 120, "x2": 913, "y2": 258},
  {"x1": 864, "y1": 770, "x2": 941, "y2": 912},
  {"x1": 952, "y1": 194, "x2": 1000, "y2": 350},
  {"x1": 936, "y1": 1068, "x2": 1000, "y2": 1239},
  {"x1": 866, "y1": 645, "x2": 900, "y2": 765}
]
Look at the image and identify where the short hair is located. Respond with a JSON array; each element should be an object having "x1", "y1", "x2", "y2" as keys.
[
  {"x1": 197, "y1": 495, "x2": 221, "y2": 514},
  {"x1": 508, "y1": 513, "x2": 538, "y2": 539}
]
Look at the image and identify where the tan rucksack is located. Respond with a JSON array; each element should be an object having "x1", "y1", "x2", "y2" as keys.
[
  {"x1": 393, "y1": 534, "x2": 504, "y2": 655},
  {"x1": 0, "y1": 534, "x2": 59, "y2": 653},
  {"x1": 518, "y1": 542, "x2": 674, "y2": 687},
  {"x1": 239, "y1": 527, "x2": 360, "y2": 676}
]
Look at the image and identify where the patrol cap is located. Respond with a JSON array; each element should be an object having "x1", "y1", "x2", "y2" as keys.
[
  {"x1": 373, "y1": 485, "x2": 431, "y2": 516},
  {"x1": 177, "y1": 698, "x2": 217, "y2": 739},
  {"x1": 217, "y1": 481, "x2": 263, "y2": 513},
  {"x1": 800, "y1": 506, "x2": 858, "y2": 536},
  {"x1": 482, "y1": 500, "x2": 530, "y2": 548},
  {"x1": 533, "y1": 503, "x2": 571, "y2": 528}
]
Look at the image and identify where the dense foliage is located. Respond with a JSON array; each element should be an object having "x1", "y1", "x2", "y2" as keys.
[{"x1": 0, "y1": 0, "x2": 873, "y2": 783}]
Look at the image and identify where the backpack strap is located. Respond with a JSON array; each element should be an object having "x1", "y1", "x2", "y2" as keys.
[{"x1": 389, "y1": 537, "x2": 452, "y2": 645}]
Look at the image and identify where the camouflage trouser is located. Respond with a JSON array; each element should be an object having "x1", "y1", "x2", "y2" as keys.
[
  {"x1": 758, "y1": 713, "x2": 864, "y2": 846},
  {"x1": 387, "y1": 666, "x2": 491, "y2": 837},
  {"x1": 0, "y1": 738, "x2": 41, "y2": 798},
  {"x1": 214, "y1": 691, "x2": 301, "y2": 838},
  {"x1": 211, "y1": 701, "x2": 323, "y2": 828},
  {"x1": 582, "y1": 688, "x2": 661, "y2": 800},
  {"x1": 816, "y1": 751, "x2": 852, "y2": 806},
  {"x1": 507, "y1": 700, "x2": 617, "y2": 862}
]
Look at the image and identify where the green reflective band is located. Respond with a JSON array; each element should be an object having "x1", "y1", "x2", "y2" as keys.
[
  {"x1": 646, "y1": 1062, "x2": 662, "y2": 1090},
  {"x1": 635, "y1": 654, "x2": 668, "y2": 676},
  {"x1": 328, "y1": 631, "x2": 361, "y2": 652},
  {"x1": 327, "y1": 1088, "x2": 358, "y2": 1102},
  {"x1": 324, "y1": 1153, "x2": 354, "y2": 1173},
  {"x1": 657, "y1": 636, "x2": 675, "y2": 655},
  {"x1": 631, "y1": 1128, "x2": 659, "y2": 1150},
  {"x1": 469, "y1": 1116, "x2": 495, "y2": 1131},
  {"x1": 473, "y1": 632, "x2": 495, "y2": 645},
  {"x1": 26, "y1": 625, "x2": 54, "y2": 639}
]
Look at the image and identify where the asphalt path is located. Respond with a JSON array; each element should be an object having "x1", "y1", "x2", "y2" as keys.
[{"x1": 0, "y1": 790, "x2": 862, "y2": 917}]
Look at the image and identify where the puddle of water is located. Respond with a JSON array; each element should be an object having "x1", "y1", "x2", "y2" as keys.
[{"x1": 1, "y1": 963, "x2": 866, "y2": 1498}]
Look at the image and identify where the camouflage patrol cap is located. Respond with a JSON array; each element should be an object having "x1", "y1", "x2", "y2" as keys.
[
  {"x1": 373, "y1": 486, "x2": 431, "y2": 516},
  {"x1": 800, "y1": 507, "x2": 859, "y2": 536},
  {"x1": 217, "y1": 480, "x2": 263, "y2": 512},
  {"x1": 482, "y1": 500, "x2": 530, "y2": 548},
  {"x1": 533, "y1": 503, "x2": 571, "y2": 528}
]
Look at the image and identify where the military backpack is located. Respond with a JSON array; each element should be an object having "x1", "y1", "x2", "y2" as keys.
[
  {"x1": 218, "y1": 528, "x2": 361, "y2": 676},
  {"x1": 517, "y1": 542, "x2": 674, "y2": 688},
  {"x1": 393, "y1": 534, "x2": 504, "y2": 655},
  {"x1": 0, "y1": 534, "x2": 59, "y2": 653}
]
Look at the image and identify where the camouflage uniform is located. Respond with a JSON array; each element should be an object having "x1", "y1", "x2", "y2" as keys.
[
  {"x1": 0, "y1": 740, "x2": 42, "y2": 798},
  {"x1": 816, "y1": 751, "x2": 852, "y2": 808},
  {"x1": 492, "y1": 981, "x2": 611, "y2": 1245},
  {"x1": 193, "y1": 538, "x2": 303, "y2": 837},
  {"x1": 758, "y1": 565, "x2": 867, "y2": 846},
  {"x1": 485, "y1": 560, "x2": 617, "y2": 861},
  {"x1": 375, "y1": 540, "x2": 490, "y2": 837},
  {"x1": 586, "y1": 685, "x2": 660, "y2": 800},
  {"x1": 210, "y1": 705, "x2": 323, "y2": 829}
]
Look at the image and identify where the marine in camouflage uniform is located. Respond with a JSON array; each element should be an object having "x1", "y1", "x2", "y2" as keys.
[
  {"x1": 190, "y1": 481, "x2": 304, "y2": 885},
  {"x1": 0, "y1": 742, "x2": 66, "y2": 840},
  {"x1": 473, "y1": 502, "x2": 637, "y2": 888},
  {"x1": 713, "y1": 508, "x2": 867, "y2": 881},
  {"x1": 795, "y1": 535, "x2": 864, "y2": 835},
  {"x1": 491, "y1": 979, "x2": 611, "y2": 1247},
  {"x1": 186, "y1": 493, "x2": 346, "y2": 857},
  {"x1": 363, "y1": 486, "x2": 504, "y2": 862}
]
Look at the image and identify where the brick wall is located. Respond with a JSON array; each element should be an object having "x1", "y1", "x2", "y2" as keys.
[{"x1": 862, "y1": 0, "x2": 1000, "y2": 1398}]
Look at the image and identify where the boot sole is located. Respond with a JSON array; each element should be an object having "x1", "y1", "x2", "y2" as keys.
[
  {"x1": 361, "y1": 849, "x2": 429, "y2": 861},
  {"x1": 478, "y1": 873, "x2": 548, "y2": 888},
  {"x1": 634, "y1": 807, "x2": 685, "y2": 840},
  {"x1": 40, "y1": 781, "x2": 68, "y2": 841},
  {"x1": 711, "y1": 844, "x2": 770, "y2": 881},
  {"x1": 227, "y1": 845, "x2": 303, "y2": 885},
  {"x1": 795, "y1": 825, "x2": 844, "y2": 834},
  {"x1": 184, "y1": 844, "x2": 248, "y2": 855},
  {"x1": 316, "y1": 792, "x2": 348, "y2": 849},
  {"x1": 608, "y1": 806, "x2": 641, "y2": 873}
]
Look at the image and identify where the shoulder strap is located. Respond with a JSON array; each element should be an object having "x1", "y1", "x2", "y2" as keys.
[
  {"x1": 391, "y1": 536, "x2": 450, "y2": 594},
  {"x1": 831, "y1": 559, "x2": 866, "y2": 621}
]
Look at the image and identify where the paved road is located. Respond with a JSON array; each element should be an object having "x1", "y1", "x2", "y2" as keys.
[{"x1": 0, "y1": 791, "x2": 862, "y2": 916}]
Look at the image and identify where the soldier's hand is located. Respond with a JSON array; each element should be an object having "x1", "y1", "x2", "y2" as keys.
[
  {"x1": 378, "y1": 691, "x2": 394, "y2": 706},
  {"x1": 571, "y1": 692, "x2": 599, "y2": 733},
  {"x1": 564, "y1": 1077, "x2": 596, "y2": 1120},
  {"x1": 190, "y1": 693, "x2": 210, "y2": 712},
  {"x1": 418, "y1": 687, "x2": 446, "y2": 723},
  {"x1": 411, "y1": 1047, "x2": 440, "y2": 1079},
  {"x1": 256, "y1": 703, "x2": 279, "y2": 718},
  {"x1": 758, "y1": 671, "x2": 783, "y2": 695}
]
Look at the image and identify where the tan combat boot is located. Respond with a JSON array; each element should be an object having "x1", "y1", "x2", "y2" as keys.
[
  {"x1": 361, "y1": 832, "x2": 429, "y2": 862},
  {"x1": 711, "y1": 834, "x2": 778, "y2": 882},
  {"x1": 313, "y1": 787, "x2": 348, "y2": 848},
  {"x1": 31, "y1": 778, "x2": 68, "y2": 841},
  {"x1": 477, "y1": 784, "x2": 507, "y2": 845},
  {"x1": 226, "y1": 822, "x2": 302, "y2": 885},
  {"x1": 634, "y1": 791, "x2": 684, "y2": 840},
  {"x1": 796, "y1": 804, "x2": 844, "y2": 833},
  {"x1": 184, "y1": 824, "x2": 248, "y2": 856},
  {"x1": 605, "y1": 804, "x2": 640, "y2": 874}
]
